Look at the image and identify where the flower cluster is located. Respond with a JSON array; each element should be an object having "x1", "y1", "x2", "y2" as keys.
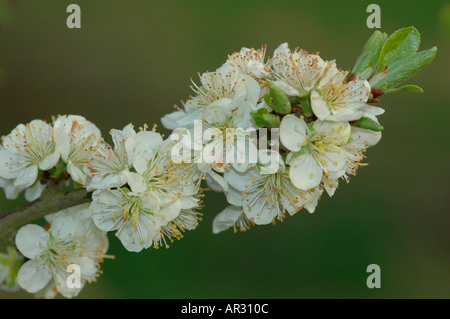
[
  {"x1": 14, "y1": 204, "x2": 109, "y2": 298},
  {"x1": 161, "y1": 43, "x2": 383, "y2": 233},
  {"x1": 0, "y1": 115, "x2": 101, "y2": 201},
  {"x1": 0, "y1": 27, "x2": 436, "y2": 298},
  {"x1": 86, "y1": 124, "x2": 203, "y2": 252},
  {"x1": 0, "y1": 117, "x2": 204, "y2": 297}
]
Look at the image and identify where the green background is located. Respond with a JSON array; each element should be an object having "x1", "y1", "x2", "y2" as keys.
[{"x1": 0, "y1": 0, "x2": 449, "y2": 299}]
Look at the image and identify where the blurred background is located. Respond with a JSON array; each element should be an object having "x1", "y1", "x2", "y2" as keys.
[{"x1": 0, "y1": 0, "x2": 449, "y2": 299}]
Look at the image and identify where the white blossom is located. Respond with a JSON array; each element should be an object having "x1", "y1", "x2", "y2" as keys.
[
  {"x1": 0, "y1": 120, "x2": 59, "y2": 188},
  {"x1": 15, "y1": 204, "x2": 109, "y2": 298},
  {"x1": 90, "y1": 136, "x2": 203, "y2": 252},
  {"x1": 341, "y1": 126, "x2": 382, "y2": 178},
  {"x1": 161, "y1": 63, "x2": 261, "y2": 129},
  {"x1": 53, "y1": 115, "x2": 101, "y2": 185},
  {"x1": 223, "y1": 165, "x2": 321, "y2": 226},
  {"x1": 270, "y1": 42, "x2": 331, "y2": 98},
  {"x1": 87, "y1": 124, "x2": 157, "y2": 190},
  {"x1": 280, "y1": 114, "x2": 351, "y2": 190},
  {"x1": 310, "y1": 65, "x2": 384, "y2": 121}
]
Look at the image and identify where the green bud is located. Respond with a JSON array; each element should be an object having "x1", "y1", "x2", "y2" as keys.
[
  {"x1": 299, "y1": 96, "x2": 313, "y2": 117},
  {"x1": 250, "y1": 108, "x2": 269, "y2": 128},
  {"x1": 351, "y1": 117, "x2": 384, "y2": 132},
  {"x1": 268, "y1": 82, "x2": 291, "y2": 114},
  {"x1": 262, "y1": 114, "x2": 280, "y2": 128}
]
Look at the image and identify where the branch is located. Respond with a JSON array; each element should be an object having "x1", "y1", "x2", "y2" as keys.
[{"x1": 0, "y1": 185, "x2": 91, "y2": 242}]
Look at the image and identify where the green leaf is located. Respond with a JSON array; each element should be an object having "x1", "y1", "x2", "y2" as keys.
[
  {"x1": 262, "y1": 114, "x2": 280, "y2": 128},
  {"x1": 268, "y1": 82, "x2": 291, "y2": 114},
  {"x1": 351, "y1": 117, "x2": 384, "y2": 132},
  {"x1": 384, "y1": 84, "x2": 423, "y2": 94},
  {"x1": 250, "y1": 108, "x2": 269, "y2": 127},
  {"x1": 370, "y1": 46, "x2": 437, "y2": 91},
  {"x1": 352, "y1": 30, "x2": 385, "y2": 79},
  {"x1": 377, "y1": 27, "x2": 421, "y2": 72}
]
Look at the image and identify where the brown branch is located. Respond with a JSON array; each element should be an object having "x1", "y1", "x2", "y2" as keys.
[{"x1": 0, "y1": 185, "x2": 91, "y2": 242}]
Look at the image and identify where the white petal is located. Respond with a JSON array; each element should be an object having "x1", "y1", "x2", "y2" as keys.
[
  {"x1": 223, "y1": 167, "x2": 259, "y2": 192},
  {"x1": 179, "y1": 196, "x2": 199, "y2": 210},
  {"x1": 310, "y1": 89, "x2": 332, "y2": 120},
  {"x1": 38, "y1": 150, "x2": 60, "y2": 171},
  {"x1": 118, "y1": 228, "x2": 147, "y2": 253},
  {"x1": 0, "y1": 149, "x2": 27, "y2": 179},
  {"x1": 349, "y1": 127, "x2": 382, "y2": 148},
  {"x1": 205, "y1": 170, "x2": 229, "y2": 192},
  {"x1": 54, "y1": 266, "x2": 84, "y2": 298},
  {"x1": 50, "y1": 212, "x2": 81, "y2": 241},
  {"x1": 288, "y1": 153, "x2": 322, "y2": 190},
  {"x1": 159, "y1": 199, "x2": 181, "y2": 223},
  {"x1": 15, "y1": 224, "x2": 49, "y2": 259},
  {"x1": 53, "y1": 123, "x2": 71, "y2": 161},
  {"x1": 280, "y1": 114, "x2": 308, "y2": 152},
  {"x1": 67, "y1": 160, "x2": 87, "y2": 185},
  {"x1": 0, "y1": 177, "x2": 23, "y2": 199},
  {"x1": 321, "y1": 146, "x2": 347, "y2": 173},
  {"x1": 361, "y1": 104, "x2": 385, "y2": 116},
  {"x1": 78, "y1": 257, "x2": 98, "y2": 279},
  {"x1": 248, "y1": 61, "x2": 269, "y2": 78},
  {"x1": 86, "y1": 172, "x2": 127, "y2": 191},
  {"x1": 243, "y1": 192, "x2": 278, "y2": 225},
  {"x1": 90, "y1": 190, "x2": 122, "y2": 232},
  {"x1": 242, "y1": 74, "x2": 260, "y2": 105},
  {"x1": 304, "y1": 187, "x2": 322, "y2": 213},
  {"x1": 175, "y1": 108, "x2": 204, "y2": 127},
  {"x1": 124, "y1": 171, "x2": 146, "y2": 194},
  {"x1": 225, "y1": 186, "x2": 244, "y2": 207},
  {"x1": 332, "y1": 107, "x2": 365, "y2": 122},
  {"x1": 161, "y1": 111, "x2": 187, "y2": 130},
  {"x1": 212, "y1": 206, "x2": 243, "y2": 234},
  {"x1": 258, "y1": 150, "x2": 284, "y2": 174},
  {"x1": 313, "y1": 120, "x2": 351, "y2": 145},
  {"x1": 25, "y1": 181, "x2": 46, "y2": 202},
  {"x1": 323, "y1": 172, "x2": 340, "y2": 198},
  {"x1": 342, "y1": 79, "x2": 371, "y2": 107},
  {"x1": 272, "y1": 80, "x2": 300, "y2": 96},
  {"x1": 273, "y1": 42, "x2": 290, "y2": 56},
  {"x1": 17, "y1": 260, "x2": 52, "y2": 293},
  {"x1": 14, "y1": 165, "x2": 38, "y2": 189}
]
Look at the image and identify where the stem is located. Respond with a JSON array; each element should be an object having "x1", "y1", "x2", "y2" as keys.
[{"x1": 0, "y1": 185, "x2": 91, "y2": 242}]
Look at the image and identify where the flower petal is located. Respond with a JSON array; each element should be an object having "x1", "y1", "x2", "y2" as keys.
[
  {"x1": 212, "y1": 206, "x2": 243, "y2": 234},
  {"x1": 17, "y1": 260, "x2": 52, "y2": 293},
  {"x1": 14, "y1": 165, "x2": 38, "y2": 189},
  {"x1": 288, "y1": 153, "x2": 322, "y2": 190},
  {"x1": 50, "y1": 212, "x2": 81, "y2": 242},
  {"x1": 280, "y1": 115, "x2": 308, "y2": 152},
  {"x1": 25, "y1": 181, "x2": 46, "y2": 202},
  {"x1": 310, "y1": 89, "x2": 332, "y2": 120},
  {"x1": 15, "y1": 224, "x2": 49, "y2": 259}
]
